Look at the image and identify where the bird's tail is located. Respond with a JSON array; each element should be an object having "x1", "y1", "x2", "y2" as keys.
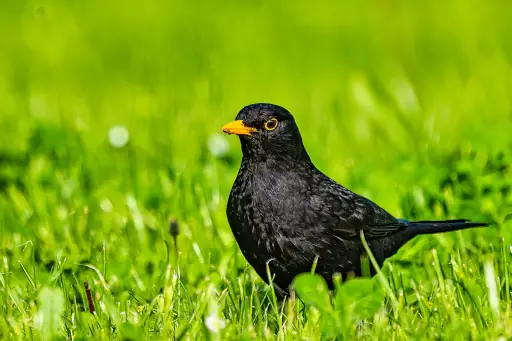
[{"x1": 408, "y1": 219, "x2": 489, "y2": 235}]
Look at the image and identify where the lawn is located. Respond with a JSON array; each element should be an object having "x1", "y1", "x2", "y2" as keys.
[{"x1": 1, "y1": 0, "x2": 512, "y2": 340}]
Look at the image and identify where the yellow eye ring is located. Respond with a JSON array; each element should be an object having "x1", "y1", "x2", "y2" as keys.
[{"x1": 264, "y1": 118, "x2": 279, "y2": 131}]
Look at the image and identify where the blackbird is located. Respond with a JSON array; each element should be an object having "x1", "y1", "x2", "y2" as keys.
[{"x1": 222, "y1": 103, "x2": 488, "y2": 298}]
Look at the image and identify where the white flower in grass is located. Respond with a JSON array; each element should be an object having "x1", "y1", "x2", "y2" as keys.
[
  {"x1": 208, "y1": 134, "x2": 229, "y2": 158},
  {"x1": 108, "y1": 125, "x2": 130, "y2": 148},
  {"x1": 205, "y1": 315, "x2": 226, "y2": 333},
  {"x1": 205, "y1": 284, "x2": 226, "y2": 334},
  {"x1": 100, "y1": 198, "x2": 113, "y2": 213},
  {"x1": 484, "y1": 260, "x2": 499, "y2": 317}
]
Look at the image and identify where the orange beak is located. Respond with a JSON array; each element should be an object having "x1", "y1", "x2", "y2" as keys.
[{"x1": 221, "y1": 120, "x2": 258, "y2": 136}]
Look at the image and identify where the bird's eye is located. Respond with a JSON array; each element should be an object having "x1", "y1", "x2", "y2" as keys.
[{"x1": 264, "y1": 118, "x2": 279, "y2": 131}]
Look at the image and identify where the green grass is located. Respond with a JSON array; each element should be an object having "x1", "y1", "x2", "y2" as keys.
[{"x1": 1, "y1": 0, "x2": 512, "y2": 339}]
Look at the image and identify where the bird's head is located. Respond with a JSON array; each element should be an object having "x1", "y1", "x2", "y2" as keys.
[{"x1": 221, "y1": 103, "x2": 310, "y2": 162}]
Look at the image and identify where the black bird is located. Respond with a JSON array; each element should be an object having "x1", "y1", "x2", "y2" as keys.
[{"x1": 222, "y1": 103, "x2": 488, "y2": 298}]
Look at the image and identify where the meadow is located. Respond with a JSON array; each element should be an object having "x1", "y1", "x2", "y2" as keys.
[{"x1": 1, "y1": 0, "x2": 512, "y2": 339}]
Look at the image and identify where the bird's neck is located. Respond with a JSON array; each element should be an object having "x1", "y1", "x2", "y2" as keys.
[
  {"x1": 240, "y1": 153, "x2": 315, "y2": 176},
  {"x1": 241, "y1": 152, "x2": 312, "y2": 167},
  {"x1": 241, "y1": 141, "x2": 312, "y2": 164}
]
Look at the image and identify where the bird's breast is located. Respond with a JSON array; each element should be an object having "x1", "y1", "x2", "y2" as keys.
[
  {"x1": 227, "y1": 163, "x2": 315, "y2": 248},
  {"x1": 226, "y1": 161, "x2": 340, "y2": 286}
]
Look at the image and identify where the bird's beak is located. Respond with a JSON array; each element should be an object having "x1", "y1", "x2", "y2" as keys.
[{"x1": 221, "y1": 120, "x2": 258, "y2": 136}]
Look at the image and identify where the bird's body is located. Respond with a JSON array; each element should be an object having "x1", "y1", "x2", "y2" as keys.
[{"x1": 222, "y1": 103, "x2": 488, "y2": 297}]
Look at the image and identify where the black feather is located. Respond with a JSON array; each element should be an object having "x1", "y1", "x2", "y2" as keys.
[{"x1": 408, "y1": 220, "x2": 488, "y2": 235}]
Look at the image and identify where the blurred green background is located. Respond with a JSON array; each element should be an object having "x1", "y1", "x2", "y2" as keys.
[{"x1": 1, "y1": 0, "x2": 512, "y2": 339}]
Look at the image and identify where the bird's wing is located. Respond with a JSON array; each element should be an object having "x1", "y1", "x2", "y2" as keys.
[
  {"x1": 346, "y1": 195, "x2": 409, "y2": 239},
  {"x1": 310, "y1": 180, "x2": 408, "y2": 240}
]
